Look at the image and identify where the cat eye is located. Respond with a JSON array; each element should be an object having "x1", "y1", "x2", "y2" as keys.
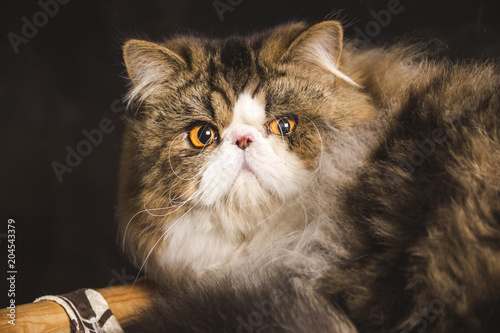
[
  {"x1": 189, "y1": 124, "x2": 216, "y2": 148},
  {"x1": 268, "y1": 116, "x2": 297, "y2": 136}
]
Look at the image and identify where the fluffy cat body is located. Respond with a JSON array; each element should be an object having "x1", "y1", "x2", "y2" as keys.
[{"x1": 118, "y1": 21, "x2": 500, "y2": 332}]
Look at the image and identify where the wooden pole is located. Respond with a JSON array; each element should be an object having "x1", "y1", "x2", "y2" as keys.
[{"x1": 0, "y1": 280, "x2": 154, "y2": 333}]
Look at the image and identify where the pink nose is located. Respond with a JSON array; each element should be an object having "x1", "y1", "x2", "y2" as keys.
[{"x1": 233, "y1": 133, "x2": 254, "y2": 150}]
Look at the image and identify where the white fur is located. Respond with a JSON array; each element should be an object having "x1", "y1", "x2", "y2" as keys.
[
  {"x1": 150, "y1": 93, "x2": 314, "y2": 276},
  {"x1": 308, "y1": 42, "x2": 359, "y2": 86},
  {"x1": 144, "y1": 95, "x2": 379, "y2": 281},
  {"x1": 231, "y1": 93, "x2": 266, "y2": 127},
  {"x1": 199, "y1": 93, "x2": 308, "y2": 207}
]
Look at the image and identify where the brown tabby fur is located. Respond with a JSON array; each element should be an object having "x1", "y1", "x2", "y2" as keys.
[{"x1": 118, "y1": 21, "x2": 500, "y2": 332}]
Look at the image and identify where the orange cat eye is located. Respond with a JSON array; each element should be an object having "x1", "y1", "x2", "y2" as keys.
[
  {"x1": 189, "y1": 124, "x2": 215, "y2": 148},
  {"x1": 268, "y1": 117, "x2": 296, "y2": 136}
]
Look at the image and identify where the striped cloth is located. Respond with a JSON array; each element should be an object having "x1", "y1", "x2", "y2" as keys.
[{"x1": 35, "y1": 288, "x2": 124, "y2": 333}]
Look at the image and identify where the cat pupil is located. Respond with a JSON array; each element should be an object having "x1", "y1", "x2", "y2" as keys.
[
  {"x1": 197, "y1": 127, "x2": 212, "y2": 144},
  {"x1": 278, "y1": 119, "x2": 290, "y2": 135}
]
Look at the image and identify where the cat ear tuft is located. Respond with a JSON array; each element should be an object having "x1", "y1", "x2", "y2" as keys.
[
  {"x1": 123, "y1": 40, "x2": 187, "y2": 107},
  {"x1": 123, "y1": 39, "x2": 186, "y2": 82},
  {"x1": 282, "y1": 21, "x2": 357, "y2": 85}
]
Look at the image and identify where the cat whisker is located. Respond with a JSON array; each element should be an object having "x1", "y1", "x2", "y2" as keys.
[
  {"x1": 130, "y1": 178, "x2": 206, "y2": 250},
  {"x1": 122, "y1": 208, "x2": 154, "y2": 252},
  {"x1": 295, "y1": 116, "x2": 325, "y2": 196},
  {"x1": 122, "y1": 179, "x2": 204, "y2": 252},
  {"x1": 131, "y1": 191, "x2": 207, "y2": 287},
  {"x1": 165, "y1": 178, "x2": 203, "y2": 206},
  {"x1": 258, "y1": 202, "x2": 311, "y2": 272},
  {"x1": 258, "y1": 250, "x2": 297, "y2": 272},
  {"x1": 254, "y1": 195, "x2": 286, "y2": 228},
  {"x1": 167, "y1": 132, "x2": 199, "y2": 181}
]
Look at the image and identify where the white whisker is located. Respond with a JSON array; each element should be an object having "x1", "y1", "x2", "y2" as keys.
[
  {"x1": 131, "y1": 190, "x2": 207, "y2": 287},
  {"x1": 167, "y1": 132, "x2": 197, "y2": 181},
  {"x1": 254, "y1": 195, "x2": 286, "y2": 227},
  {"x1": 122, "y1": 175, "x2": 204, "y2": 252}
]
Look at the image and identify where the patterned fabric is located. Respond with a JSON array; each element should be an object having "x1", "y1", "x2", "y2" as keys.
[{"x1": 35, "y1": 288, "x2": 124, "y2": 333}]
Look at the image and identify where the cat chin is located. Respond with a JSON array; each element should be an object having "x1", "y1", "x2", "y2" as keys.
[
  {"x1": 143, "y1": 197, "x2": 316, "y2": 280},
  {"x1": 228, "y1": 170, "x2": 267, "y2": 205},
  {"x1": 139, "y1": 175, "x2": 315, "y2": 279}
]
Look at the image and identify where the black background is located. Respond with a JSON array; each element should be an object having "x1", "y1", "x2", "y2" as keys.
[{"x1": 2, "y1": 0, "x2": 500, "y2": 307}]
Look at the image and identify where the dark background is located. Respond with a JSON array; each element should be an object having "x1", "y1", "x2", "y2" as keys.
[{"x1": 2, "y1": 0, "x2": 499, "y2": 307}]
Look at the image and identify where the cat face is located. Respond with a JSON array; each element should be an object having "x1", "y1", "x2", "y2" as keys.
[
  {"x1": 118, "y1": 21, "x2": 375, "y2": 275},
  {"x1": 194, "y1": 92, "x2": 309, "y2": 207}
]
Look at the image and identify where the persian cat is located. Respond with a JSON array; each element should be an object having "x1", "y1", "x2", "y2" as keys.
[{"x1": 117, "y1": 21, "x2": 500, "y2": 332}]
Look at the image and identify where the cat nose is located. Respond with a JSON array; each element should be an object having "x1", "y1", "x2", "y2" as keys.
[{"x1": 232, "y1": 133, "x2": 254, "y2": 150}]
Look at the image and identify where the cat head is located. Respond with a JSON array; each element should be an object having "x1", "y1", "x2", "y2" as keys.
[{"x1": 117, "y1": 21, "x2": 375, "y2": 276}]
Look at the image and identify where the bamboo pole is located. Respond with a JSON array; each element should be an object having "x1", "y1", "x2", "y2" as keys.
[{"x1": 0, "y1": 280, "x2": 154, "y2": 333}]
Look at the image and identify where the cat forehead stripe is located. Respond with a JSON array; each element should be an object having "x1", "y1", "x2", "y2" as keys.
[{"x1": 232, "y1": 93, "x2": 266, "y2": 126}]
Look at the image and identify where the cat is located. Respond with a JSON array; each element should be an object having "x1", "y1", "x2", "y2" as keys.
[{"x1": 117, "y1": 20, "x2": 500, "y2": 332}]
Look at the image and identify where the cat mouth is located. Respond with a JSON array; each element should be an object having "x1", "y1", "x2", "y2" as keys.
[
  {"x1": 238, "y1": 161, "x2": 258, "y2": 179},
  {"x1": 235, "y1": 158, "x2": 261, "y2": 180},
  {"x1": 240, "y1": 161, "x2": 253, "y2": 173}
]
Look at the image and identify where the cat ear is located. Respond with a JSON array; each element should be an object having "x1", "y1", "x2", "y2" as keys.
[
  {"x1": 281, "y1": 21, "x2": 356, "y2": 85},
  {"x1": 123, "y1": 40, "x2": 187, "y2": 105},
  {"x1": 123, "y1": 39, "x2": 186, "y2": 82}
]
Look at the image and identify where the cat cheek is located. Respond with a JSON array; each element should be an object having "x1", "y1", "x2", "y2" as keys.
[{"x1": 248, "y1": 140, "x2": 309, "y2": 194}]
